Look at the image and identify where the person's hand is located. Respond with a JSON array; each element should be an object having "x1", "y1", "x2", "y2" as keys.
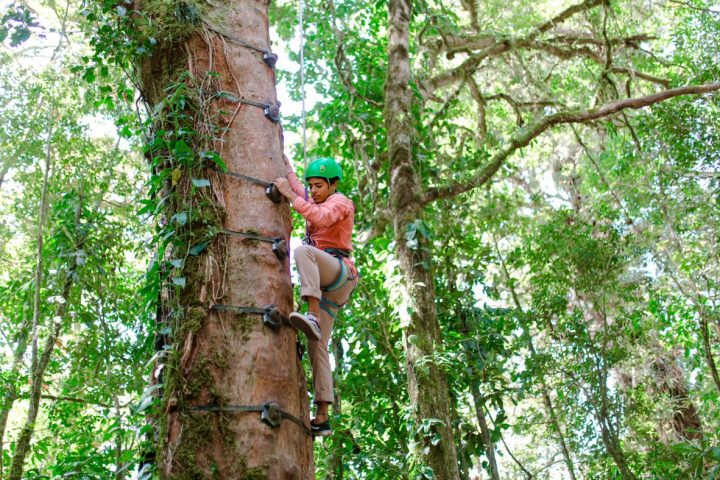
[{"x1": 274, "y1": 177, "x2": 294, "y2": 199}]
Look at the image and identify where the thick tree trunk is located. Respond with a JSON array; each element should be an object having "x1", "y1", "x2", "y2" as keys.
[
  {"x1": 138, "y1": 1, "x2": 313, "y2": 478},
  {"x1": 385, "y1": 0, "x2": 460, "y2": 477}
]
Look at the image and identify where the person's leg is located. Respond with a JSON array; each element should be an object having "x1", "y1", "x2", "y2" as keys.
[
  {"x1": 290, "y1": 246, "x2": 343, "y2": 339},
  {"x1": 307, "y1": 301, "x2": 336, "y2": 419},
  {"x1": 293, "y1": 245, "x2": 343, "y2": 307},
  {"x1": 308, "y1": 275, "x2": 358, "y2": 431}
]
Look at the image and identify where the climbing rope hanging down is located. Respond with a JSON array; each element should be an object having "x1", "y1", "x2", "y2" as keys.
[{"x1": 297, "y1": 0, "x2": 314, "y2": 247}]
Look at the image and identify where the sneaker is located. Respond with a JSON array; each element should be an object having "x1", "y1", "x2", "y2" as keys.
[
  {"x1": 310, "y1": 419, "x2": 332, "y2": 437},
  {"x1": 288, "y1": 312, "x2": 321, "y2": 341}
]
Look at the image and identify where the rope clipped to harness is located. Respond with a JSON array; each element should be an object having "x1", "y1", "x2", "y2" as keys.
[
  {"x1": 206, "y1": 25, "x2": 279, "y2": 69},
  {"x1": 210, "y1": 168, "x2": 283, "y2": 203},
  {"x1": 218, "y1": 92, "x2": 281, "y2": 123},
  {"x1": 211, "y1": 303, "x2": 286, "y2": 330},
  {"x1": 218, "y1": 229, "x2": 287, "y2": 262},
  {"x1": 191, "y1": 402, "x2": 311, "y2": 435}
]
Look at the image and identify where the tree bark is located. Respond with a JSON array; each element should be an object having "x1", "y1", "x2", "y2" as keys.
[
  {"x1": 385, "y1": 0, "x2": 460, "y2": 477},
  {"x1": 469, "y1": 384, "x2": 500, "y2": 480},
  {"x1": 137, "y1": 1, "x2": 313, "y2": 478},
  {"x1": 0, "y1": 315, "x2": 31, "y2": 479}
]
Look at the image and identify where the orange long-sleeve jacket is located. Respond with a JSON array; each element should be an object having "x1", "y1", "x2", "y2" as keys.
[{"x1": 287, "y1": 171, "x2": 355, "y2": 253}]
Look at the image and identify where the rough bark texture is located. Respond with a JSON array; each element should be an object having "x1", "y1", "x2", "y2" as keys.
[
  {"x1": 138, "y1": 0, "x2": 313, "y2": 478},
  {"x1": 384, "y1": 0, "x2": 460, "y2": 477}
]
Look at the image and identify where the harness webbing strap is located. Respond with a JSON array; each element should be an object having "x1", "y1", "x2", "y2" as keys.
[
  {"x1": 320, "y1": 297, "x2": 342, "y2": 309},
  {"x1": 206, "y1": 25, "x2": 272, "y2": 56},
  {"x1": 210, "y1": 167, "x2": 271, "y2": 188},
  {"x1": 321, "y1": 258, "x2": 346, "y2": 293},
  {"x1": 219, "y1": 229, "x2": 279, "y2": 244},
  {"x1": 191, "y1": 402, "x2": 311, "y2": 435},
  {"x1": 218, "y1": 230, "x2": 287, "y2": 261},
  {"x1": 218, "y1": 92, "x2": 281, "y2": 123},
  {"x1": 211, "y1": 303, "x2": 288, "y2": 330},
  {"x1": 210, "y1": 168, "x2": 283, "y2": 203},
  {"x1": 319, "y1": 303, "x2": 336, "y2": 320},
  {"x1": 206, "y1": 25, "x2": 279, "y2": 69},
  {"x1": 211, "y1": 304, "x2": 266, "y2": 315}
]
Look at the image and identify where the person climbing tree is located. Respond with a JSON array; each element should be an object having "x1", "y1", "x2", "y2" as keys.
[{"x1": 274, "y1": 155, "x2": 358, "y2": 437}]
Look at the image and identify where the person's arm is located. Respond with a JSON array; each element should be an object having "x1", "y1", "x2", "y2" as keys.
[
  {"x1": 291, "y1": 195, "x2": 353, "y2": 227},
  {"x1": 283, "y1": 154, "x2": 306, "y2": 197}
]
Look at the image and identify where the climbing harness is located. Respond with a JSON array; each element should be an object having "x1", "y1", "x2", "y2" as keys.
[
  {"x1": 323, "y1": 247, "x2": 350, "y2": 258},
  {"x1": 321, "y1": 257, "x2": 348, "y2": 293},
  {"x1": 210, "y1": 167, "x2": 283, "y2": 203},
  {"x1": 206, "y1": 25, "x2": 279, "y2": 69},
  {"x1": 218, "y1": 229, "x2": 287, "y2": 262},
  {"x1": 191, "y1": 402, "x2": 311, "y2": 434},
  {"x1": 219, "y1": 92, "x2": 281, "y2": 123}
]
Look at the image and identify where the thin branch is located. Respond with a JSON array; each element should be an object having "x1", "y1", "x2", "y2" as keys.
[
  {"x1": 668, "y1": 0, "x2": 720, "y2": 15},
  {"x1": 467, "y1": 78, "x2": 487, "y2": 139},
  {"x1": 423, "y1": 83, "x2": 720, "y2": 205},
  {"x1": 423, "y1": 0, "x2": 605, "y2": 93}
]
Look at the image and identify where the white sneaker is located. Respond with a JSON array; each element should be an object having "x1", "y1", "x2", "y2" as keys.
[{"x1": 288, "y1": 312, "x2": 321, "y2": 341}]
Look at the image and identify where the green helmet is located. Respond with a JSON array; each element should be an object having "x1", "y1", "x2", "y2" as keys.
[{"x1": 304, "y1": 157, "x2": 343, "y2": 182}]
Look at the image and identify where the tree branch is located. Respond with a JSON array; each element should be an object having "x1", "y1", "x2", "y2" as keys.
[
  {"x1": 423, "y1": 83, "x2": 720, "y2": 205},
  {"x1": 423, "y1": 0, "x2": 605, "y2": 93}
]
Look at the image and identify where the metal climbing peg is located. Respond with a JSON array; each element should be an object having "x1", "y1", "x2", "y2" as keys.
[
  {"x1": 262, "y1": 304, "x2": 284, "y2": 331},
  {"x1": 265, "y1": 183, "x2": 283, "y2": 203},
  {"x1": 261, "y1": 402, "x2": 282, "y2": 427},
  {"x1": 263, "y1": 53, "x2": 278, "y2": 68},
  {"x1": 271, "y1": 238, "x2": 287, "y2": 261},
  {"x1": 263, "y1": 104, "x2": 281, "y2": 123}
]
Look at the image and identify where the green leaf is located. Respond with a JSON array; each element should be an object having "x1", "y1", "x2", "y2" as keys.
[
  {"x1": 201, "y1": 150, "x2": 227, "y2": 171},
  {"x1": 189, "y1": 241, "x2": 210, "y2": 256},
  {"x1": 171, "y1": 211, "x2": 187, "y2": 225},
  {"x1": 171, "y1": 277, "x2": 186, "y2": 287},
  {"x1": 82, "y1": 67, "x2": 96, "y2": 83},
  {"x1": 173, "y1": 140, "x2": 193, "y2": 162}
]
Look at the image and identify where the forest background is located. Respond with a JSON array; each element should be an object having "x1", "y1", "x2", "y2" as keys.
[{"x1": 0, "y1": 0, "x2": 719, "y2": 478}]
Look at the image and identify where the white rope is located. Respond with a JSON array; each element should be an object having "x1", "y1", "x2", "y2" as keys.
[{"x1": 298, "y1": 0, "x2": 308, "y2": 176}]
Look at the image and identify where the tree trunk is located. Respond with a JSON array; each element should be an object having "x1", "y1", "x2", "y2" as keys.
[
  {"x1": 469, "y1": 384, "x2": 500, "y2": 480},
  {"x1": 9, "y1": 184, "x2": 84, "y2": 480},
  {"x1": 597, "y1": 363, "x2": 636, "y2": 480},
  {"x1": 0, "y1": 316, "x2": 31, "y2": 479},
  {"x1": 326, "y1": 336, "x2": 344, "y2": 480},
  {"x1": 137, "y1": 1, "x2": 313, "y2": 478},
  {"x1": 385, "y1": 0, "x2": 460, "y2": 477}
]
